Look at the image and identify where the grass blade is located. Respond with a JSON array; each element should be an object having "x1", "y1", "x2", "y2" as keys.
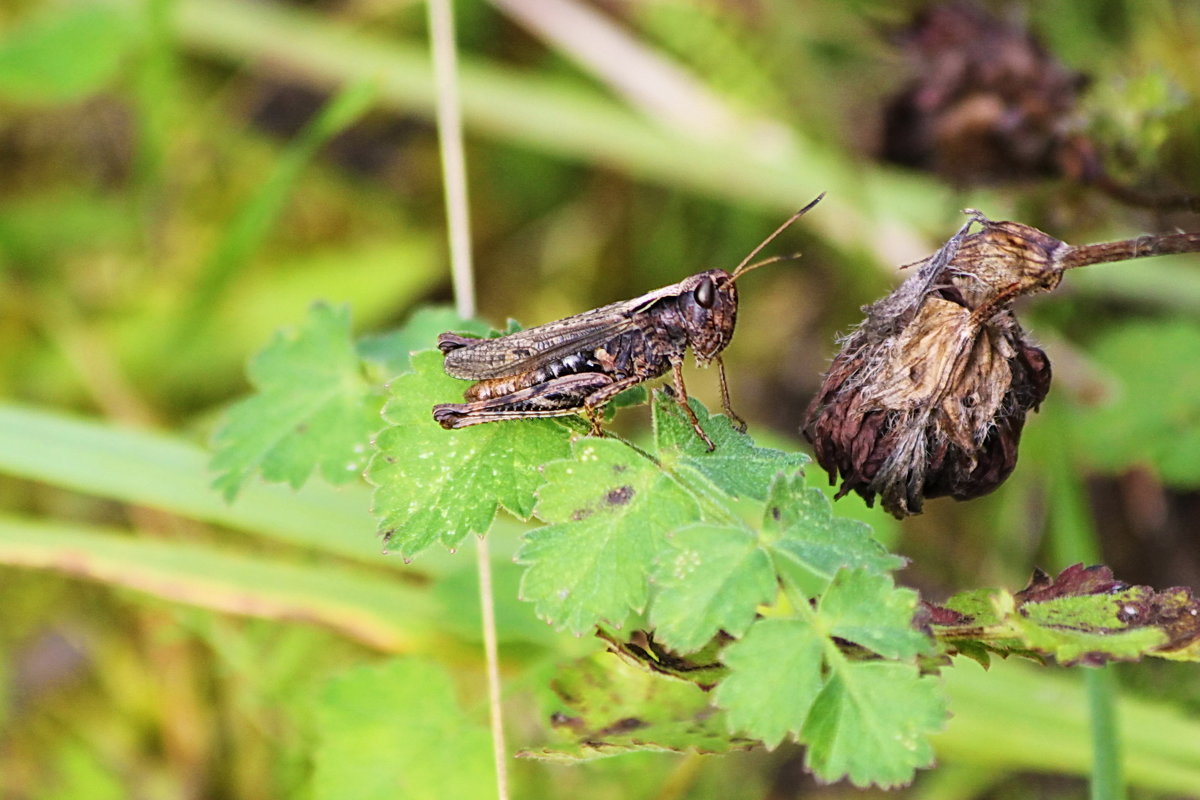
[
  {"x1": 0, "y1": 514, "x2": 436, "y2": 652},
  {"x1": 0, "y1": 403, "x2": 380, "y2": 561}
]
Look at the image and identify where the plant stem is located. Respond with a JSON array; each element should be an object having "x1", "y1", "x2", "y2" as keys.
[
  {"x1": 1042, "y1": 403, "x2": 1125, "y2": 800},
  {"x1": 1087, "y1": 668, "x2": 1123, "y2": 800},
  {"x1": 1060, "y1": 232, "x2": 1200, "y2": 271},
  {"x1": 473, "y1": 535, "x2": 508, "y2": 798},
  {"x1": 427, "y1": 0, "x2": 506, "y2": 797},
  {"x1": 428, "y1": 0, "x2": 476, "y2": 321}
]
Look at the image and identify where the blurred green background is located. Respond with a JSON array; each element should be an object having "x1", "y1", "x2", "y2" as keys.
[{"x1": 2, "y1": 0, "x2": 1200, "y2": 797}]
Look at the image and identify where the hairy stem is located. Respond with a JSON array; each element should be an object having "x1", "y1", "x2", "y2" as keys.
[{"x1": 1060, "y1": 232, "x2": 1200, "y2": 271}]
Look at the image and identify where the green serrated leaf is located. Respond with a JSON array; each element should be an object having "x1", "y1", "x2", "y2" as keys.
[
  {"x1": 717, "y1": 588, "x2": 944, "y2": 787},
  {"x1": 653, "y1": 390, "x2": 807, "y2": 500},
  {"x1": 522, "y1": 653, "x2": 749, "y2": 762},
  {"x1": 714, "y1": 618, "x2": 825, "y2": 748},
  {"x1": 800, "y1": 661, "x2": 944, "y2": 789},
  {"x1": 649, "y1": 523, "x2": 777, "y2": 653},
  {"x1": 929, "y1": 565, "x2": 1200, "y2": 664},
  {"x1": 1013, "y1": 600, "x2": 1167, "y2": 664},
  {"x1": 312, "y1": 659, "x2": 494, "y2": 800},
  {"x1": 211, "y1": 303, "x2": 382, "y2": 500},
  {"x1": 368, "y1": 349, "x2": 571, "y2": 557},
  {"x1": 763, "y1": 474, "x2": 905, "y2": 596},
  {"x1": 356, "y1": 307, "x2": 489, "y2": 379},
  {"x1": 517, "y1": 437, "x2": 700, "y2": 634},
  {"x1": 818, "y1": 569, "x2": 931, "y2": 660}
]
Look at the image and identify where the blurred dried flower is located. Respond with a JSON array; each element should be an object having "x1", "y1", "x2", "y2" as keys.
[
  {"x1": 881, "y1": 2, "x2": 1199, "y2": 212},
  {"x1": 882, "y1": 1, "x2": 1085, "y2": 184},
  {"x1": 803, "y1": 213, "x2": 1200, "y2": 518}
]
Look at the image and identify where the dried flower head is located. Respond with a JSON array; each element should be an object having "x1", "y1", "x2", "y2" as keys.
[
  {"x1": 881, "y1": 2, "x2": 1199, "y2": 212},
  {"x1": 803, "y1": 214, "x2": 1200, "y2": 518},
  {"x1": 882, "y1": 1, "x2": 1085, "y2": 184}
]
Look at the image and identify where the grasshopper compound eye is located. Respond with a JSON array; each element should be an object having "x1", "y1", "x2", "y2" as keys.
[{"x1": 695, "y1": 276, "x2": 715, "y2": 308}]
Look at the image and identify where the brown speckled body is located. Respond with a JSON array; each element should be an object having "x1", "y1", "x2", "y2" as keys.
[
  {"x1": 432, "y1": 269, "x2": 740, "y2": 448},
  {"x1": 461, "y1": 281, "x2": 735, "y2": 402}
]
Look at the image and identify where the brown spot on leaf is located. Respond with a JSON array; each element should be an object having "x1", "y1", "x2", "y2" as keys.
[
  {"x1": 605, "y1": 485, "x2": 635, "y2": 506},
  {"x1": 918, "y1": 601, "x2": 973, "y2": 626},
  {"x1": 597, "y1": 717, "x2": 647, "y2": 736},
  {"x1": 549, "y1": 712, "x2": 584, "y2": 732}
]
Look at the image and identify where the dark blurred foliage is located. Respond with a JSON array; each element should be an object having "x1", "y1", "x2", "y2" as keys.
[
  {"x1": 881, "y1": 1, "x2": 1198, "y2": 211},
  {"x1": 882, "y1": 1, "x2": 1088, "y2": 183}
]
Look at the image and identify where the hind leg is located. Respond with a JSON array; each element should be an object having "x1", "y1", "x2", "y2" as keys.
[{"x1": 433, "y1": 373, "x2": 615, "y2": 429}]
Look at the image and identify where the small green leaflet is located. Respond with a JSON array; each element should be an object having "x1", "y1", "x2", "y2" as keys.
[
  {"x1": 521, "y1": 653, "x2": 751, "y2": 762},
  {"x1": 517, "y1": 437, "x2": 702, "y2": 634},
  {"x1": 763, "y1": 473, "x2": 906, "y2": 596},
  {"x1": 652, "y1": 390, "x2": 807, "y2": 500},
  {"x1": 368, "y1": 349, "x2": 571, "y2": 557},
  {"x1": 801, "y1": 661, "x2": 943, "y2": 789},
  {"x1": 312, "y1": 658, "x2": 494, "y2": 800},
  {"x1": 819, "y1": 568, "x2": 931, "y2": 660},
  {"x1": 715, "y1": 568, "x2": 942, "y2": 788},
  {"x1": 649, "y1": 524, "x2": 777, "y2": 654},
  {"x1": 714, "y1": 618, "x2": 825, "y2": 749},
  {"x1": 211, "y1": 303, "x2": 383, "y2": 500},
  {"x1": 648, "y1": 480, "x2": 917, "y2": 656}
]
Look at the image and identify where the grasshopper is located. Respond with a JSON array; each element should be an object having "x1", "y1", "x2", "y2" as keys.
[{"x1": 433, "y1": 194, "x2": 823, "y2": 449}]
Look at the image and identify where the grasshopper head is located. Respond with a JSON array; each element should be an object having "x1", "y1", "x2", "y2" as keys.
[
  {"x1": 678, "y1": 193, "x2": 823, "y2": 364},
  {"x1": 679, "y1": 269, "x2": 738, "y2": 363}
]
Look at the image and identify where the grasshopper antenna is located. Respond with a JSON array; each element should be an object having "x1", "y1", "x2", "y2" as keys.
[
  {"x1": 730, "y1": 192, "x2": 826, "y2": 282},
  {"x1": 736, "y1": 252, "x2": 804, "y2": 274}
]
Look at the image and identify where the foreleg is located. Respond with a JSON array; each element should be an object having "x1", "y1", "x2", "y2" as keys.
[
  {"x1": 670, "y1": 359, "x2": 715, "y2": 450},
  {"x1": 715, "y1": 355, "x2": 747, "y2": 433}
]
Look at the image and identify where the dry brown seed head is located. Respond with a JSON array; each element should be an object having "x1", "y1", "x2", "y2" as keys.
[
  {"x1": 804, "y1": 210, "x2": 1200, "y2": 517},
  {"x1": 803, "y1": 211, "x2": 1065, "y2": 517}
]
